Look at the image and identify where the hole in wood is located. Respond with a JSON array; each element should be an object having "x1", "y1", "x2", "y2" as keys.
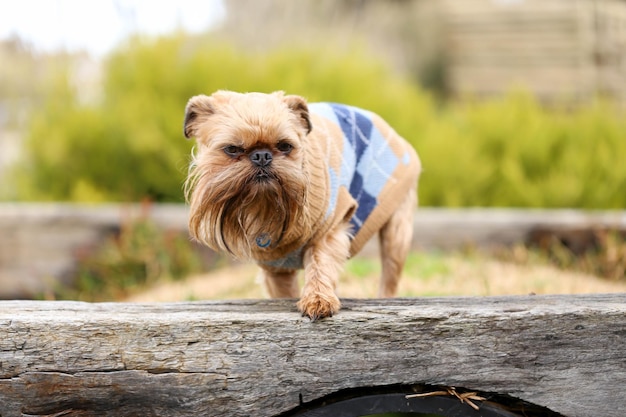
[{"x1": 278, "y1": 385, "x2": 563, "y2": 417}]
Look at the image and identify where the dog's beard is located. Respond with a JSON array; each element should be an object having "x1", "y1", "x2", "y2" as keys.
[{"x1": 186, "y1": 160, "x2": 309, "y2": 260}]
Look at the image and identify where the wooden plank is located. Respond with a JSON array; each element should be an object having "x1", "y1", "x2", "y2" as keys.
[
  {"x1": 446, "y1": 34, "x2": 588, "y2": 67},
  {"x1": 448, "y1": 32, "x2": 583, "y2": 48},
  {"x1": 448, "y1": 68, "x2": 594, "y2": 88},
  {"x1": 439, "y1": 0, "x2": 626, "y2": 100},
  {"x1": 442, "y1": 0, "x2": 582, "y2": 16},
  {"x1": 449, "y1": 51, "x2": 586, "y2": 66},
  {"x1": 447, "y1": 66, "x2": 597, "y2": 97},
  {"x1": 446, "y1": 15, "x2": 579, "y2": 32},
  {"x1": 0, "y1": 296, "x2": 625, "y2": 416}
]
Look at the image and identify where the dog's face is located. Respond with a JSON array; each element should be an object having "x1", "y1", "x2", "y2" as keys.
[{"x1": 183, "y1": 91, "x2": 314, "y2": 259}]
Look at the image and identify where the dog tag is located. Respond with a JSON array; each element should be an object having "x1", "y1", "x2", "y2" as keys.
[{"x1": 256, "y1": 233, "x2": 271, "y2": 248}]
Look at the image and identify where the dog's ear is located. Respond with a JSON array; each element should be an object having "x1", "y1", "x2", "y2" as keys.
[
  {"x1": 283, "y1": 95, "x2": 312, "y2": 135},
  {"x1": 183, "y1": 95, "x2": 215, "y2": 139}
]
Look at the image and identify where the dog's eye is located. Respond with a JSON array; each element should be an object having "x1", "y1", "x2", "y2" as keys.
[
  {"x1": 224, "y1": 145, "x2": 244, "y2": 157},
  {"x1": 276, "y1": 141, "x2": 293, "y2": 154}
]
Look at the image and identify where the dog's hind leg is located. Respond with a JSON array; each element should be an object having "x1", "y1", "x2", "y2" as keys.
[{"x1": 378, "y1": 187, "x2": 416, "y2": 298}]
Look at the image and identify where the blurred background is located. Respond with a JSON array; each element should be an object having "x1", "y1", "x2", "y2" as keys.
[{"x1": 1, "y1": 0, "x2": 626, "y2": 301}]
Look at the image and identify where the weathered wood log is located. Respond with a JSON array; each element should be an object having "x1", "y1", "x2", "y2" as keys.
[{"x1": 0, "y1": 295, "x2": 624, "y2": 416}]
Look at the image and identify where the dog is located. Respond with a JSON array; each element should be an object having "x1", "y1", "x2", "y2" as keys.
[{"x1": 183, "y1": 91, "x2": 421, "y2": 320}]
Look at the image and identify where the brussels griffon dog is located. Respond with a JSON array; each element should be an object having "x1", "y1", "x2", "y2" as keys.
[{"x1": 183, "y1": 91, "x2": 420, "y2": 320}]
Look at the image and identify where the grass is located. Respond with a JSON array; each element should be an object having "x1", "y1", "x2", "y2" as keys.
[{"x1": 128, "y1": 247, "x2": 626, "y2": 303}]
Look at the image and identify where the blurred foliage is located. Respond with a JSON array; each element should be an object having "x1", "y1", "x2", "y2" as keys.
[
  {"x1": 12, "y1": 33, "x2": 431, "y2": 202},
  {"x1": 500, "y1": 229, "x2": 626, "y2": 283},
  {"x1": 420, "y1": 91, "x2": 626, "y2": 208},
  {"x1": 56, "y1": 214, "x2": 205, "y2": 301},
  {"x1": 10, "y1": 32, "x2": 626, "y2": 208}
]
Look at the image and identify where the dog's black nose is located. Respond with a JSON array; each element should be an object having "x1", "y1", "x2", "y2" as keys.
[{"x1": 250, "y1": 149, "x2": 273, "y2": 167}]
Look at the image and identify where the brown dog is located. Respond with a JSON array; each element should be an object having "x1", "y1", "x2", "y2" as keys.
[{"x1": 184, "y1": 91, "x2": 420, "y2": 320}]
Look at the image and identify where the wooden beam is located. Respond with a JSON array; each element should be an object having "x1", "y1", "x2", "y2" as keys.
[{"x1": 1, "y1": 295, "x2": 624, "y2": 416}]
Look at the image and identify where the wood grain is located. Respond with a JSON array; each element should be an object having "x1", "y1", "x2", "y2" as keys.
[{"x1": 1, "y1": 295, "x2": 624, "y2": 416}]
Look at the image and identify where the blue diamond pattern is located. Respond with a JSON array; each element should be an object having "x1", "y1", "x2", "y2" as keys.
[
  {"x1": 307, "y1": 103, "x2": 403, "y2": 237},
  {"x1": 328, "y1": 103, "x2": 400, "y2": 237}
]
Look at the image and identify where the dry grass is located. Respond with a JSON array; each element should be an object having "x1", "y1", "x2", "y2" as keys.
[{"x1": 128, "y1": 250, "x2": 626, "y2": 302}]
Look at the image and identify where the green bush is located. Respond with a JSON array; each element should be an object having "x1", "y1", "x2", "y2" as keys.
[
  {"x1": 11, "y1": 32, "x2": 626, "y2": 208},
  {"x1": 57, "y1": 215, "x2": 206, "y2": 301},
  {"x1": 419, "y1": 91, "x2": 626, "y2": 208},
  {"x1": 13, "y1": 34, "x2": 430, "y2": 202}
]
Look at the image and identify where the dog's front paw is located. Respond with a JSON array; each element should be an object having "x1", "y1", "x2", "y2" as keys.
[{"x1": 297, "y1": 292, "x2": 340, "y2": 321}]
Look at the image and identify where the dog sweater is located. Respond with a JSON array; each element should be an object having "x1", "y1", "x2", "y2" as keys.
[{"x1": 262, "y1": 102, "x2": 421, "y2": 270}]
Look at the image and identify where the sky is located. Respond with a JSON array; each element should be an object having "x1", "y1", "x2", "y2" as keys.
[{"x1": 0, "y1": 0, "x2": 225, "y2": 57}]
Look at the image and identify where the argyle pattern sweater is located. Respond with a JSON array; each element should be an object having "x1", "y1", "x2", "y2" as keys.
[{"x1": 262, "y1": 102, "x2": 421, "y2": 270}]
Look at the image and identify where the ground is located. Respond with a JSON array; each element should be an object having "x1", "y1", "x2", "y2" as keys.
[{"x1": 128, "y1": 250, "x2": 626, "y2": 302}]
